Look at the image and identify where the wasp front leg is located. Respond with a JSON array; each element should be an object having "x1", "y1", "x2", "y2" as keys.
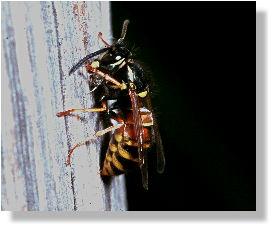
[{"x1": 86, "y1": 65, "x2": 127, "y2": 90}]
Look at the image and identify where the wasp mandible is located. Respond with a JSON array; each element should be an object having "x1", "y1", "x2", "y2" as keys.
[{"x1": 57, "y1": 20, "x2": 165, "y2": 190}]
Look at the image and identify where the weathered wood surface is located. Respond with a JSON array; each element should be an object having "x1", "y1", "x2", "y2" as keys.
[{"x1": 1, "y1": 1, "x2": 127, "y2": 211}]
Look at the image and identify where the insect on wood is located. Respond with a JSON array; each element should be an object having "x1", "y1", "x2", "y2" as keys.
[{"x1": 57, "y1": 20, "x2": 165, "y2": 190}]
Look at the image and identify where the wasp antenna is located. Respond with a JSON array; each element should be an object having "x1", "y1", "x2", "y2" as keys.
[
  {"x1": 69, "y1": 47, "x2": 109, "y2": 75},
  {"x1": 120, "y1": 19, "x2": 130, "y2": 40}
]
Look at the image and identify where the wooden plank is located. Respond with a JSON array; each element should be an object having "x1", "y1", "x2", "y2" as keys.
[{"x1": 1, "y1": 1, "x2": 127, "y2": 211}]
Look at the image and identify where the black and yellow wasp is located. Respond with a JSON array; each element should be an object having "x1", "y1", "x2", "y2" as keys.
[{"x1": 57, "y1": 20, "x2": 165, "y2": 190}]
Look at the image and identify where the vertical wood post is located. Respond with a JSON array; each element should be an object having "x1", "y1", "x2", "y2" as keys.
[{"x1": 1, "y1": 1, "x2": 127, "y2": 211}]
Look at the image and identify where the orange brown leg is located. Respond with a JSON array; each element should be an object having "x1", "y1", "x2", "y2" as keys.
[
  {"x1": 56, "y1": 101, "x2": 107, "y2": 117},
  {"x1": 98, "y1": 32, "x2": 110, "y2": 47},
  {"x1": 86, "y1": 65, "x2": 127, "y2": 90},
  {"x1": 65, "y1": 123, "x2": 124, "y2": 166}
]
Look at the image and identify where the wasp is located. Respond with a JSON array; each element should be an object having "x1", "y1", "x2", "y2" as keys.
[{"x1": 57, "y1": 20, "x2": 165, "y2": 190}]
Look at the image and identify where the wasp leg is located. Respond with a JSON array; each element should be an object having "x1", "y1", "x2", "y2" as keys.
[
  {"x1": 86, "y1": 65, "x2": 127, "y2": 90},
  {"x1": 56, "y1": 101, "x2": 107, "y2": 117},
  {"x1": 65, "y1": 123, "x2": 124, "y2": 166},
  {"x1": 98, "y1": 32, "x2": 110, "y2": 47}
]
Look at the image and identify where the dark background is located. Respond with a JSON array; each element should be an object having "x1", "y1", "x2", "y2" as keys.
[{"x1": 111, "y1": 1, "x2": 256, "y2": 211}]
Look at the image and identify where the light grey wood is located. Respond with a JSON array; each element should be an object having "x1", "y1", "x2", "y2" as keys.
[{"x1": 1, "y1": 1, "x2": 127, "y2": 211}]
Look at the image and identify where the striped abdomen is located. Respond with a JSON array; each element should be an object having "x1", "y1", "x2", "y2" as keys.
[{"x1": 101, "y1": 109, "x2": 153, "y2": 176}]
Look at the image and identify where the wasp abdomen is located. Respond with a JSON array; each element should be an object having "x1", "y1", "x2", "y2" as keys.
[
  {"x1": 101, "y1": 127, "x2": 138, "y2": 176},
  {"x1": 101, "y1": 111, "x2": 153, "y2": 176}
]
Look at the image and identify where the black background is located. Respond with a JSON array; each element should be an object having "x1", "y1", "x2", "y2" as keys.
[{"x1": 111, "y1": 1, "x2": 256, "y2": 211}]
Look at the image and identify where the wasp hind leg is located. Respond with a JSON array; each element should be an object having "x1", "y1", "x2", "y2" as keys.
[{"x1": 65, "y1": 123, "x2": 124, "y2": 166}]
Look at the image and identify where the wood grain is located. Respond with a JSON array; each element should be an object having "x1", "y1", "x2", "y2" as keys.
[{"x1": 1, "y1": 1, "x2": 127, "y2": 211}]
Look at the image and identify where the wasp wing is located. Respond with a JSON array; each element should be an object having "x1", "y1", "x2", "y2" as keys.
[
  {"x1": 128, "y1": 84, "x2": 148, "y2": 190},
  {"x1": 145, "y1": 92, "x2": 165, "y2": 174}
]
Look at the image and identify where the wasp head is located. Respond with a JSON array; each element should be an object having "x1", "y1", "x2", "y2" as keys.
[
  {"x1": 99, "y1": 20, "x2": 132, "y2": 66},
  {"x1": 99, "y1": 44, "x2": 131, "y2": 64}
]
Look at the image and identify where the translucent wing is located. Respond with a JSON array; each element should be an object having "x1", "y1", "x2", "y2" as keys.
[
  {"x1": 145, "y1": 92, "x2": 165, "y2": 174},
  {"x1": 128, "y1": 84, "x2": 148, "y2": 190}
]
